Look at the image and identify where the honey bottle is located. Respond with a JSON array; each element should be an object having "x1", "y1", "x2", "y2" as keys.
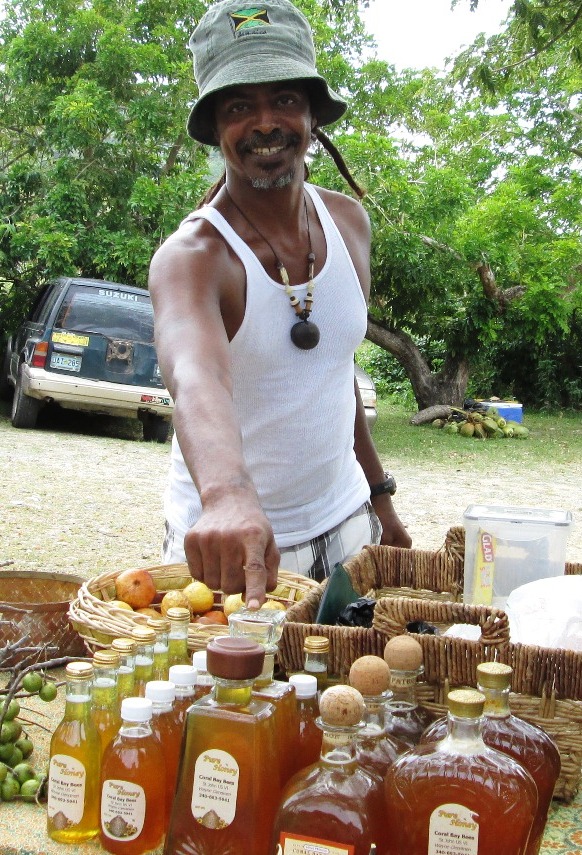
[
  {"x1": 168, "y1": 663, "x2": 197, "y2": 727},
  {"x1": 91, "y1": 649, "x2": 122, "y2": 760},
  {"x1": 47, "y1": 661, "x2": 101, "y2": 843},
  {"x1": 167, "y1": 606, "x2": 191, "y2": 667},
  {"x1": 165, "y1": 637, "x2": 281, "y2": 855},
  {"x1": 288, "y1": 674, "x2": 322, "y2": 774},
  {"x1": 131, "y1": 626, "x2": 156, "y2": 697},
  {"x1": 100, "y1": 697, "x2": 166, "y2": 855},
  {"x1": 192, "y1": 649, "x2": 215, "y2": 700},
  {"x1": 228, "y1": 606, "x2": 297, "y2": 786},
  {"x1": 145, "y1": 680, "x2": 179, "y2": 828},
  {"x1": 348, "y1": 655, "x2": 408, "y2": 777},
  {"x1": 421, "y1": 662, "x2": 560, "y2": 855},
  {"x1": 303, "y1": 635, "x2": 330, "y2": 691},
  {"x1": 271, "y1": 685, "x2": 388, "y2": 855},
  {"x1": 147, "y1": 616, "x2": 171, "y2": 680},
  {"x1": 383, "y1": 635, "x2": 433, "y2": 747},
  {"x1": 384, "y1": 689, "x2": 538, "y2": 855},
  {"x1": 111, "y1": 638, "x2": 137, "y2": 705}
]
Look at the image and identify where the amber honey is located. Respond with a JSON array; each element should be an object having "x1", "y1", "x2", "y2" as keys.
[{"x1": 288, "y1": 675, "x2": 322, "y2": 775}]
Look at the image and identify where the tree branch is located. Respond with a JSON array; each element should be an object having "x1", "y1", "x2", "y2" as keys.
[{"x1": 496, "y1": 2, "x2": 582, "y2": 74}]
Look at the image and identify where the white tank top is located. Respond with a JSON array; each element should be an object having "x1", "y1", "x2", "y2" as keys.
[{"x1": 164, "y1": 183, "x2": 370, "y2": 547}]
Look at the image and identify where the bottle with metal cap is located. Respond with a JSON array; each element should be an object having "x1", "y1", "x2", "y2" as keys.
[
  {"x1": 47, "y1": 661, "x2": 101, "y2": 842},
  {"x1": 131, "y1": 625, "x2": 156, "y2": 696},
  {"x1": 167, "y1": 606, "x2": 191, "y2": 667},
  {"x1": 145, "y1": 680, "x2": 178, "y2": 828},
  {"x1": 111, "y1": 638, "x2": 137, "y2": 704},
  {"x1": 421, "y1": 662, "x2": 560, "y2": 855},
  {"x1": 288, "y1": 674, "x2": 322, "y2": 774},
  {"x1": 91, "y1": 649, "x2": 121, "y2": 759},
  {"x1": 165, "y1": 637, "x2": 280, "y2": 855},
  {"x1": 384, "y1": 688, "x2": 538, "y2": 855},
  {"x1": 146, "y1": 616, "x2": 171, "y2": 680},
  {"x1": 303, "y1": 635, "x2": 329, "y2": 691},
  {"x1": 99, "y1": 697, "x2": 166, "y2": 854}
]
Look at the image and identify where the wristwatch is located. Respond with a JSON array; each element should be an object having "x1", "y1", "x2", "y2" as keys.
[{"x1": 369, "y1": 471, "x2": 397, "y2": 497}]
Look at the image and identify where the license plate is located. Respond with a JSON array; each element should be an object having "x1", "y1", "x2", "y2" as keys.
[{"x1": 50, "y1": 353, "x2": 82, "y2": 372}]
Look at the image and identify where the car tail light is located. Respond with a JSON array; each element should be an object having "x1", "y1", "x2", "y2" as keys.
[{"x1": 31, "y1": 341, "x2": 48, "y2": 368}]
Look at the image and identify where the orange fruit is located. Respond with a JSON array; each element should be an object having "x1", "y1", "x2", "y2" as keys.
[
  {"x1": 196, "y1": 609, "x2": 228, "y2": 626},
  {"x1": 183, "y1": 581, "x2": 215, "y2": 615}
]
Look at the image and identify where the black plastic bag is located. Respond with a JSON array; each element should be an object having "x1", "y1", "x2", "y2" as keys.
[{"x1": 336, "y1": 597, "x2": 376, "y2": 628}]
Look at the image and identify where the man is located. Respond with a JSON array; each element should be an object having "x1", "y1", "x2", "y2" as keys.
[{"x1": 149, "y1": 0, "x2": 411, "y2": 608}]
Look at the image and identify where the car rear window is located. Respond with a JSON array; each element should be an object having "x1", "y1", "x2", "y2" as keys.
[{"x1": 55, "y1": 284, "x2": 155, "y2": 343}]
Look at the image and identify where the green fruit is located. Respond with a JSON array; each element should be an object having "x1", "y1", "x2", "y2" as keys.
[
  {"x1": 11, "y1": 762, "x2": 36, "y2": 785},
  {"x1": 39, "y1": 682, "x2": 58, "y2": 702},
  {"x1": 1, "y1": 699, "x2": 21, "y2": 721},
  {"x1": 502, "y1": 426, "x2": 514, "y2": 437},
  {"x1": 0, "y1": 743, "x2": 14, "y2": 762},
  {"x1": 473, "y1": 423, "x2": 486, "y2": 439},
  {"x1": 431, "y1": 418, "x2": 444, "y2": 428},
  {"x1": 482, "y1": 418, "x2": 499, "y2": 435},
  {"x1": 0, "y1": 720, "x2": 22, "y2": 744},
  {"x1": 7, "y1": 746, "x2": 23, "y2": 768},
  {"x1": 513, "y1": 425, "x2": 530, "y2": 439},
  {"x1": 1, "y1": 775, "x2": 20, "y2": 801},
  {"x1": 0, "y1": 763, "x2": 8, "y2": 784},
  {"x1": 20, "y1": 777, "x2": 42, "y2": 802},
  {"x1": 459, "y1": 423, "x2": 475, "y2": 437},
  {"x1": 21, "y1": 672, "x2": 44, "y2": 694},
  {"x1": 15, "y1": 737, "x2": 34, "y2": 759}
]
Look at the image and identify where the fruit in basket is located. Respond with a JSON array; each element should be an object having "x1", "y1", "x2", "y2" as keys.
[
  {"x1": 115, "y1": 567, "x2": 157, "y2": 609},
  {"x1": 136, "y1": 607, "x2": 160, "y2": 619},
  {"x1": 261, "y1": 600, "x2": 285, "y2": 611},
  {"x1": 110, "y1": 599, "x2": 134, "y2": 611},
  {"x1": 223, "y1": 593, "x2": 245, "y2": 617},
  {"x1": 183, "y1": 581, "x2": 215, "y2": 615},
  {"x1": 161, "y1": 589, "x2": 192, "y2": 617},
  {"x1": 195, "y1": 610, "x2": 229, "y2": 626}
]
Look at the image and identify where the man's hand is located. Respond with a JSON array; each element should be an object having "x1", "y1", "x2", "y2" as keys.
[
  {"x1": 371, "y1": 493, "x2": 412, "y2": 548},
  {"x1": 184, "y1": 496, "x2": 280, "y2": 609}
]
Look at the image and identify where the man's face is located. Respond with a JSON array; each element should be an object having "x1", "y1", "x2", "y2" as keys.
[{"x1": 213, "y1": 82, "x2": 315, "y2": 189}]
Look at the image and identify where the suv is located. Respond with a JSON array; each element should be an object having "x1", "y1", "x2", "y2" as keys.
[{"x1": 1, "y1": 277, "x2": 173, "y2": 442}]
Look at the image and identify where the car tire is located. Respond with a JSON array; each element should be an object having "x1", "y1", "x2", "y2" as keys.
[
  {"x1": 11, "y1": 364, "x2": 41, "y2": 429},
  {"x1": 141, "y1": 413, "x2": 171, "y2": 444},
  {"x1": 0, "y1": 346, "x2": 13, "y2": 401}
]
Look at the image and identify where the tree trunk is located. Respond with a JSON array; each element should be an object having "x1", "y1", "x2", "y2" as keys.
[{"x1": 366, "y1": 318, "x2": 470, "y2": 410}]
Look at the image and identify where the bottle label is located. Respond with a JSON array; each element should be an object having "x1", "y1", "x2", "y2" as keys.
[
  {"x1": 192, "y1": 748, "x2": 239, "y2": 829},
  {"x1": 47, "y1": 754, "x2": 86, "y2": 825},
  {"x1": 428, "y1": 804, "x2": 479, "y2": 855},
  {"x1": 100, "y1": 779, "x2": 146, "y2": 841},
  {"x1": 277, "y1": 832, "x2": 355, "y2": 854}
]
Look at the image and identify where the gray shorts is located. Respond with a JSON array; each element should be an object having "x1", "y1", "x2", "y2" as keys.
[{"x1": 162, "y1": 501, "x2": 382, "y2": 583}]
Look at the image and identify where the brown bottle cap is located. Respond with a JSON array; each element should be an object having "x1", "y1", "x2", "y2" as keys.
[
  {"x1": 206, "y1": 636, "x2": 265, "y2": 680},
  {"x1": 448, "y1": 688, "x2": 485, "y2": 718},
  {"x1": 477, "y1": 662, "x2": 513, "y2": 689}
]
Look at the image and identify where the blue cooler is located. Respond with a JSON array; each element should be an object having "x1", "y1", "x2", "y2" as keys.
[{"x1": 482, "y1": 401, "x2": 523, "y2": 423}]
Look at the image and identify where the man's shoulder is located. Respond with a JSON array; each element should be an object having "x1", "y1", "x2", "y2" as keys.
[{"x1": 310, "y1": 184, "x2": 370, "y2": 236}]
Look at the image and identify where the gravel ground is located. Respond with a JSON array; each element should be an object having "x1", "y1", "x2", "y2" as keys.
[{"x1": 1, "y1": 400, "x2": 580, "y2": 584}]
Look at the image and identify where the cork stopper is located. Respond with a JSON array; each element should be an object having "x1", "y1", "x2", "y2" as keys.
[
  {"x1": 447, "y1": 689, "x2": 485, "y2": 718},
  {"x1": 383, "y1": 635, "x2": 423, "y2": 672},
  {"x1": 112, "y1": 638, "x2": 137, "y2": 654},
  {"x1": 206, "y1": 636, "x2": 265, "y2": 680},
  {"x1": 349, "y1": 655, "x2": 391, "y2": 696},
  {"x1": 65, "y1": 661, "x2": 94, "y2": 680},
  {"x1": 319, "y1": 685, "x2": 365, "y2": 727},
  {"x1": 92, "y1": 650, "x2": 120, "y2": 667},
  {"x1": 303, "y1": 636, "x2": 330, "y2": 653},
  {"x1": 477, "y1": 662, "x2": 513, "y2": 690},
  {"x1": 166, "y1": 607, "x2": 191, "y2": 623},
  {"x1": 131, "y1": 626, "x2": 157, "y2": 644}
]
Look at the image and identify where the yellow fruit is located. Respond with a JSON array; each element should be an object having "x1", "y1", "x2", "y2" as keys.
[
  {"x1": 223, "y1": 593, "x2": 245, "y2": 618},
  {"x1": 160, "y1": 590, "x2": 192, "y2": 617},
  {"x1": 136, "y1": 607, "x2": 160, "y2": 619},
  {"x1": 260, "y1": 600, "x2": 286, "y2": 611},
  {"x1": 183, "y1": 581, "x2": 215, "y2": 615},
  {"x1": 110, "y1": 600, "x2": 133, "y2": 611}
]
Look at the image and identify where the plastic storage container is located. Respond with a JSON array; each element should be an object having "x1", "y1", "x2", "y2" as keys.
[
  {"x1": 481, "y1": 401, "x2": 523, "y2": 423},
  {"x1": 463, "y1": 505, "x2": 573, "y2": 607}
]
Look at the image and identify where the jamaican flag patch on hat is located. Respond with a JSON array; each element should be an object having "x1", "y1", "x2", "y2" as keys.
[{"x1": 230, "y1": 8, "x2": 270, "y2": 33}]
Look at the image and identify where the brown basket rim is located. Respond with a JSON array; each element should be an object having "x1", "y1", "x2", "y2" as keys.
[{"x1": 0, "y1": 569, "x2": 85, "y2": 609}]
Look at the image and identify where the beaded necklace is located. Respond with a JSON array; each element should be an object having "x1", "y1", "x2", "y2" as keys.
[{"x1": 224, "y1": 187, "x2": 320, "y2": 350}]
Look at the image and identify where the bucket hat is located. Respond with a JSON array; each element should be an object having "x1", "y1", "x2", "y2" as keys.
[{"x1": 187, "y1": 0, "x2": 347, "y2": 145}]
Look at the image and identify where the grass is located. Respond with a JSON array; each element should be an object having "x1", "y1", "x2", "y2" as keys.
[{"x1": 372, "y1": 400, "x2": 582, "y2": 474}]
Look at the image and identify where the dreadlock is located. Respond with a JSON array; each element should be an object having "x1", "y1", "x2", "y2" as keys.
[{"x1": 198, "y1": 126, "x2": 365, "y2": 207}]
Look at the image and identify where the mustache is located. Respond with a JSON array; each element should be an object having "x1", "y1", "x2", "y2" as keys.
[{"x1": 237, "y1": 131, "x2": 300, "y2": 154}]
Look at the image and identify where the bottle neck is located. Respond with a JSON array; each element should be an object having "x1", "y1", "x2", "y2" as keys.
[
  {"x1": 444, "y1": 712, "x2": 486, "y2": 753},
  {"x1": 92, "y1": 672, "x2": 118, "y2": 708},
  {"x1": 387, "y1": 668, "x2": 420, "y2": 708},
  {"x1": 174, "y1": 684, "x2": 196, "y2": 699},
  {"x1": 253, "y1": 651, "x2": 276, "y2": 689},
  {"x1": 214, "y1": 676, "x2": 255, "y2": 706},
  {"x1": 361, "y1": 692, "x2": 390, "y2": 733},
  {"x1": 478, "y1": 683, "x2": 511, "y2": 718},
  {"x1": 64, "y1": 679, "x2": 93, "y2": 719},
  {"x1": 119, "y1": 720, "x2": 154, "y2": 738},
  {"x1": 319, "y1": 720, "x2": 360, "y2": 768},
  {"x1": 151, "y1": 700, "x2": 173, "y2": 714}
]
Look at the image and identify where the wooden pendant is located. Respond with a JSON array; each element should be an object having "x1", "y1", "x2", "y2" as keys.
[{"x1": 291, "y1": 320, "x2": 320, "y2": 350}]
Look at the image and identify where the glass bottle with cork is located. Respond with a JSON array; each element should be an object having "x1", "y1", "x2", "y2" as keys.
[
  {"x1": 144, "y1": 680, "x2": 179, "y2": 829},
  {"x1": 91, "y1": 649, "x2": 122, "y2": 760},
  {"x1": 383, "y1": 634, "x2": 433, "y2": 747},
  {"x1": 147, "y1": 616, "x2": 171, "y2": 680},
  {"x1": 166, "y1": 606, "x2": 191, "y2": 667},
  {"x1": 348, "y1": 654, "x2": 408, "y2": 777},
  {"x1": 288, "y1": 674, "x2": 322, "y2": 775},
  {"x1": 165, "y1": 636, "x2": 281, "y2": 855},
  {"x1": 421, "y1": 661, "x2": 560, "y2": 855},
  {"x1": 271, "y1": 684, "x2": 387, "y2": 855},
  {"x1": 228, "y1": 606, "x2": 297, "y2": 787},
  {"x1": 131, "y1": 626, "x2": 156, "y2": 697},
  {"x1": 384, "y1": 688, "x2": 538, "y2": 855},
  {"x1": 303, "y1": 635, "x2": 329, "y2": 691},
  {"x1": 100, "y1": 697, "x2": 166, "y2": 855},
  {"x1": 47, "y1": 661, "x2": 101, "y2": 843},
  {"x1": 192, "y1": 649, "x2": 215, "y2": 700},
  {"x1": 111, "y1": 638, "x2": 137, "y2": 705}
]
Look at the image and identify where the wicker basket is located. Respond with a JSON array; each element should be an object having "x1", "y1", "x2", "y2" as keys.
[
  {"x1": 279, "y1": 535, "x2": 582, "y2": 802},
  {"x1": 1, "y1": 570, "x2": 86, "y2": 668},
  {"x1": 68, "y1": 563, "x2": 320, "y2": 654}
]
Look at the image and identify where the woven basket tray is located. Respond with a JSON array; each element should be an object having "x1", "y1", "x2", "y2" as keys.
[
  {"x1": 68, "y1": 563, "x2": 320, "y2": 654},
  {"x1": 279, "y1": 534, "x2": 582, "y2": 802},
  {"x1": 1, "y1": 570, "x2": 86, "y2": 668}
]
